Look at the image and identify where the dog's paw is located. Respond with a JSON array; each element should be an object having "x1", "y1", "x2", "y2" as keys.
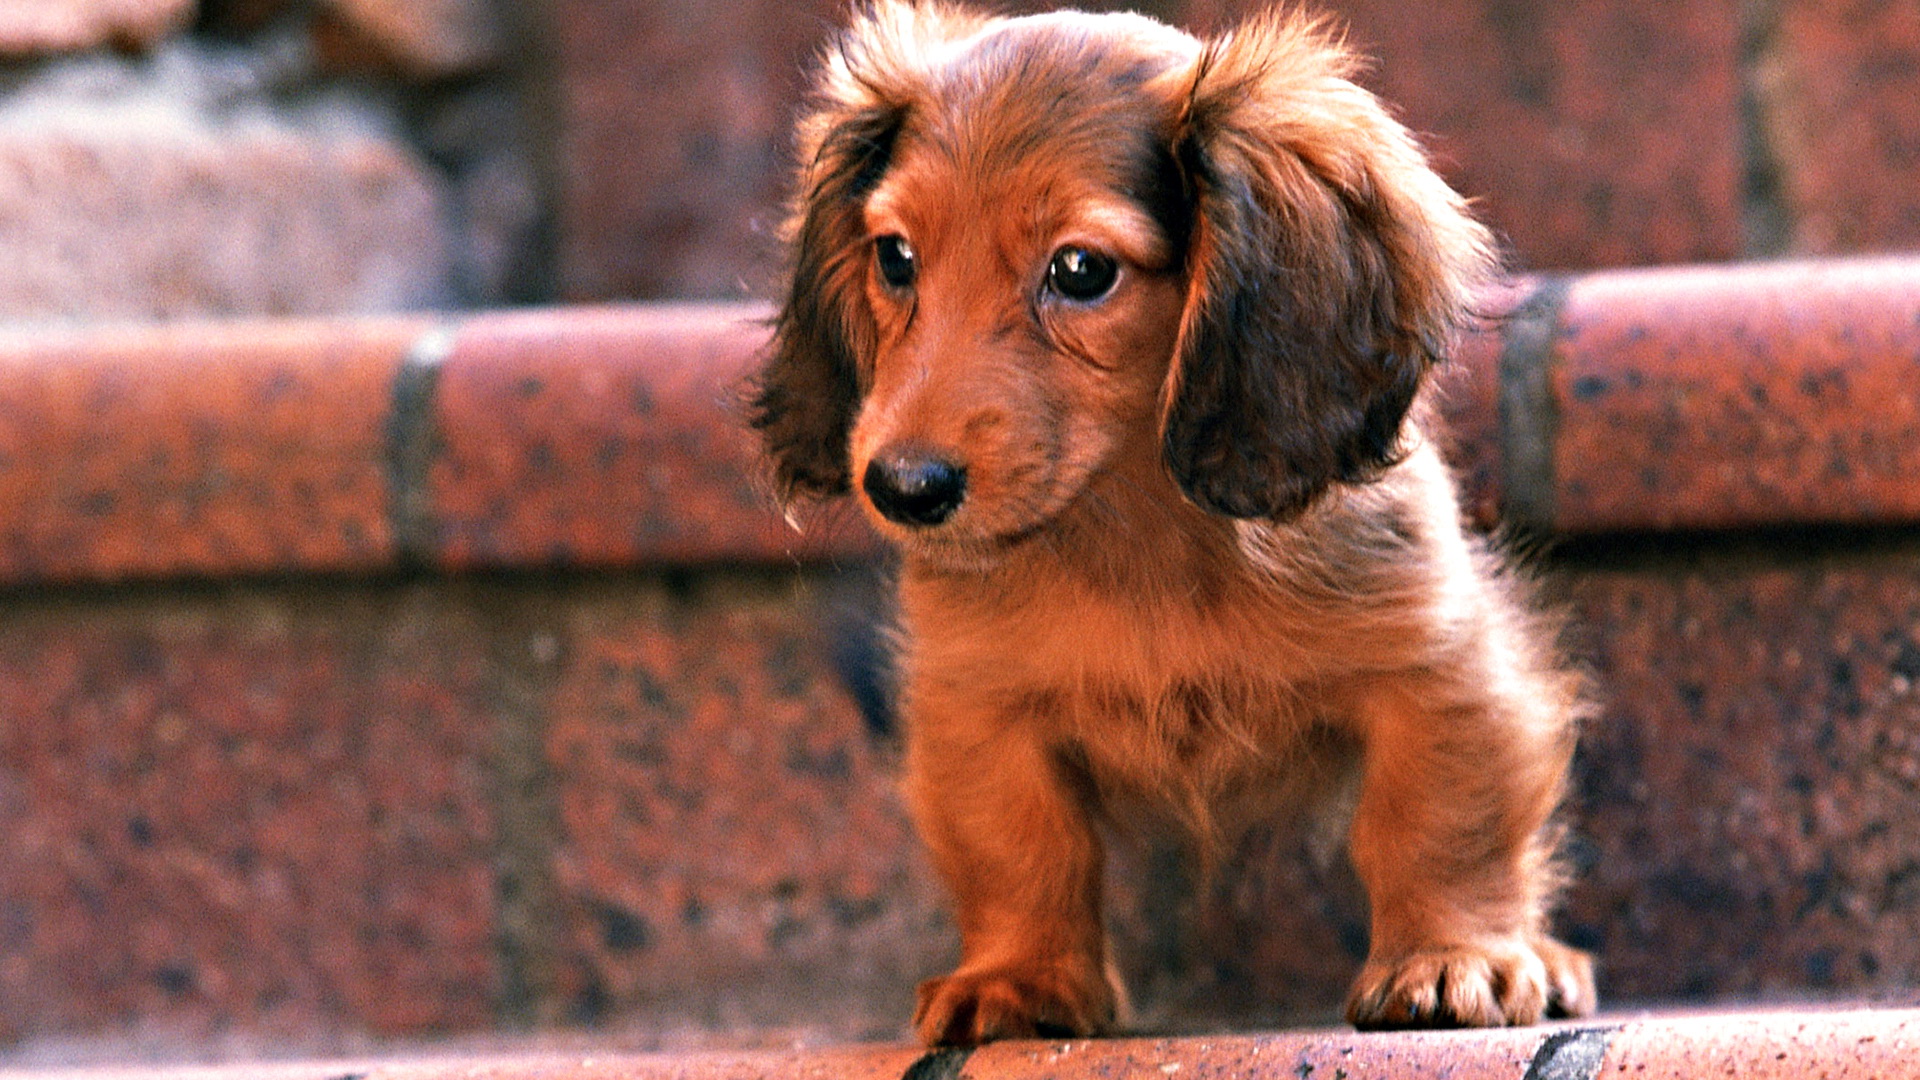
[
  {"x1": 913, "y1": 963, "x2": 1115, "y2": 1046},
  {"x1": 1345, "y1": 936, "x2": 1595, "y2": 1030}
]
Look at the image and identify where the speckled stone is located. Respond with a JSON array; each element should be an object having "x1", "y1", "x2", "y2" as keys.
[
  {"x1": 540, "y1": 575, "x2": 949, "y2": 1037},
  {"x1": 0, "y1": 316, "x2": 417, "y2": 584},
  {"x1": 1599, "y1": 1009, "x2": 1920, "y2": 1078},
  {"x1": 1559, "y1": 546, "x2": 1920, "y2": 1003},
  {"x1": 0, "y1": 583, "x2": 500, "y2": 1044},
  {"x1": 968, "y1": 1026, "x2": 1552, "y2": 1080},
  {"x1": 549, "y1": 0, "x2": 1743, "y2": 301},
  {"x1": 315, "y1": 0, "x2": 499, "y2": 79},
  {"x1": 548, "y1": 0, "x2": 842, "y2": 301},
  {"x1": 0, "y1": 121, "x2": 452, "y2": 322},
  {"x1": 424, "y1": 305, "x2": 879, "y2": 573},
  {"x1": 1548, "y1": 260, "x2": 1920, "y2": 532},
  {"x1": 16, "y1": 1011, "x2": 1920, "y2": 1078},
  {"x1": 1432, "y1": 284, "x2": 1519, "y2": 530}
]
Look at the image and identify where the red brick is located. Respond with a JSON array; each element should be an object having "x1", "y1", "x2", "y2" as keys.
[
  {"x1": 549, "y1": 0, "x2": 842, "y2": 301},
  {"x1": 1561, "y1": 555, "x2": 1920, "y2": 1002},
  {"x1": 1762, "y1": 0, "x2": 1920, "y2": 255},
  {"x1": 1186, "y1": 0, "x2": 1746, "y2": 270},
  {"x1": 0, "y1": 317, "x2": 417, "y2": 584},
  {"x1": 0, "y1": 586, "x2": 500, "y2": 1042},
  {"x1": 541, "y1": 576, "x2": 946, "y2": 1037},
  {"x1": 425, "y1": 305, "x2": 879, "y2": 572},
  {"x1": 1549, "y1": 260, "x2": 1920, "y2": 532},
  {"x1": 1433, "y1": 283, "x2": 1525, "y2": 530}
]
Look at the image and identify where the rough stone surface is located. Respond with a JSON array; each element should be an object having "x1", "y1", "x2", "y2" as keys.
[
  {"x1": 426, "y1": 305, "x2": 879, "y2": 573},
  {"x1": 1548, "y1": 261, "x2": 1920, "y2": 533},
  {"x1": 550, "y1": 0, "x2": 1750, "y2": 302},
  {"x1": 1600, "y1": 1009, "x2": 1920, "y2": 1079},
  {"x1": 12, "y1": 1011, "x2": 1920, "y2": 1078},
  {"x1": 0, "y1": 126, "x2": 450, "y2": 322},
  {"x1": 0, "y1": 0, "x2": 193, "y2": 56},
  {"x1": 1559, "y1": 544, "x2": 1920, "y2": 1004},
  {"x1": 0, "y1": 316, "x2": 416, "y2": 584},
  {"x1": 967, "y1": 1026, "x2": 1552, "y2": 1080},
  {"x1": 0, "y1": 584, "x2": 501, "y2": 1047},
  {"x1": 0, "y1": 48, "x2": 452, "y2": 323},
  {"x1": 1322, "y1": 0, "x2": 1746, "y2": 270},
  {"x1": 541, "y1": 575, "x2": 948, "y2": 1038},
  {"x1": 417, "y1": 88, "x2": 548, "y2": 305}
]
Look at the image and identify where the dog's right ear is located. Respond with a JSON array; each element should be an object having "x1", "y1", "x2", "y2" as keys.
[
  {"x1": 750, "y1": 1, "x2": 989, "y2": 503},
  {"x1": 749, "y1": 101, "x2": 902, "y2": 501}
]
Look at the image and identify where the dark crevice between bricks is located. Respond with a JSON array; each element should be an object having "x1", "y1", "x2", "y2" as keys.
[
  {"x1": 387, "y1": 320, "x2": 460, "y2": 568},
  {"x1": 1739, "y1": 0, "x2": 1793, "y2": 258},
  {"x1": 1522, "y1": 1025, "x2": 1618, "y2": 1080},
  {"x1": 901, "y1": 1047, "x2": 973, "y2": 1080},
  {"x1": 1497, "y1": 277, "x2": 1569, "y2": 533},
  {"x1": 471, "y1": 580, "x2": 574, "y2": 1030}
]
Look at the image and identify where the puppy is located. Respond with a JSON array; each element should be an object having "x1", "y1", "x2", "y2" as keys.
[{"x1": 751, "y1": 0, "x2": 1596, "y2": 1045}]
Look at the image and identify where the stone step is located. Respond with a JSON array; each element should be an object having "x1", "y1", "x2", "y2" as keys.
[
  {"x1": 1, "y1": 257, "x2": 1918, "y2": 1058},
  {"x1": 10, "y1": 1009, "x2": 1918, "y2": 1079}
]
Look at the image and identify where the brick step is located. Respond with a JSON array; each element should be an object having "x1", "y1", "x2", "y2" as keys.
[
  {"x1": 0, "y1": 257, "x2": 1913, "y2": 588},
  {"x1": 10, "y1": 1009, "x2": 1919, "y2": 1079},
  {"x1": 1, "y1": 257, "x2": 1918, "y2": 1058}
]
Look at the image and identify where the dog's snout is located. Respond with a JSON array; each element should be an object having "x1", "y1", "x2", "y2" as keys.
[{"x1": 863, "y1": 450, "x2": 968, "y2": 527}]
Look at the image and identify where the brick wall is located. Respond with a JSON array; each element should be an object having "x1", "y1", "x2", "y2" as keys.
[
  {"x1": 3, "y1": 0, "x2": 1915, "y2": 320},
  {"x1": 546, "y1": 0, "x2": 1920, "y2": 300}
]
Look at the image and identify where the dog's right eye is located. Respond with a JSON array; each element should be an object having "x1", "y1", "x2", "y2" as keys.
[
  {"x1": 875, "y1": 235, "x2": 916, "y2": 289},
  {"x1": 1047, "y1": 246, "x2": 1119, "y2": 303}
]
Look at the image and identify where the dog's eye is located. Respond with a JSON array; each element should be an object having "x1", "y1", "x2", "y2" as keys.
[
  {"x1": 1047, "y1": 246, "x2": 1119, "y2": 302},
  {"x1": 875, "y1": 235, "x2": 916, "y2": 289}
]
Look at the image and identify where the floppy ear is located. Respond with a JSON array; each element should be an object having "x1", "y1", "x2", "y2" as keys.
[
  {"x1": 749, "y1": 0, "x2": 991, "y2": 503},
  {"x1": 749, "y1": 101, "x2": 901, "y2": 502},
  {"x1": 1159, "y1": 11, "x2": 1496, "y2": 521}
]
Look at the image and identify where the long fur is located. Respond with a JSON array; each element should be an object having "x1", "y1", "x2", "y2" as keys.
[{"x1": 752, "y1": 0, "x2": 1596, "y2": 1046}]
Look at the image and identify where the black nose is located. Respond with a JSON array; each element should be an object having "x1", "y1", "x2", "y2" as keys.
[{"x1": 862, "y1": 451, "x2": 967, "y2": 527}]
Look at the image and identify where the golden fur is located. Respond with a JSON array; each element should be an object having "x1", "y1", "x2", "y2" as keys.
[{"x1": 752, "y1": 0, "x2": 1596, "y2": 1045}]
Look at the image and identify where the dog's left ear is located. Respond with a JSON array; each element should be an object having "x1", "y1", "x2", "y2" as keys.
[{"x1": 1159, "y1": 11, "x2": 1496, "y2": 521}]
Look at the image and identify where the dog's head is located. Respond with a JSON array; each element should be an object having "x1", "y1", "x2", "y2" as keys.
[{"x1": 751, "y1": 1, "x2": 1493, "y2": 562}]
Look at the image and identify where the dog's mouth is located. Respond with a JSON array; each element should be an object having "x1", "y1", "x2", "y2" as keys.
[{"x1": 860, "y1": 465, "x2": 1115, "y2": 573}]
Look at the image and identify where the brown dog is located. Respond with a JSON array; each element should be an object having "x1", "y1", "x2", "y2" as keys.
[{"x1": 751, "y1": 0, "x2": 1596, "y2": 1046}]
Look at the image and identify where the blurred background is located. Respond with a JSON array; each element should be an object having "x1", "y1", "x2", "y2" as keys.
[{"x1": 0, "y1": 0, "x2": 1911, "y2": 325}]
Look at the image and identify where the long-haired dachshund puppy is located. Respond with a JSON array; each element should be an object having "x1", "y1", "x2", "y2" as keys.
[{"x1": 752, "y1": 0, "x2": 1596, "y2": 1045}]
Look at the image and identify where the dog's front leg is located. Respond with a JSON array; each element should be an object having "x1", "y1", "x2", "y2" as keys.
[
  {"x1": 903, "y1": 701, "x2": 1117, "y2": 1046},
  {"x1": 1342, "y1": 679, "x2": 1595, "y2": 1029}
]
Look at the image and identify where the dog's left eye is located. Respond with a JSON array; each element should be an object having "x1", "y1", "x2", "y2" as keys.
[
  {"x1": 1046, "y1": 246, "x2": 1119, "y2": 302},
  {"x1": 875, "y1": 235, "x2": 916, "y2": 290}
]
